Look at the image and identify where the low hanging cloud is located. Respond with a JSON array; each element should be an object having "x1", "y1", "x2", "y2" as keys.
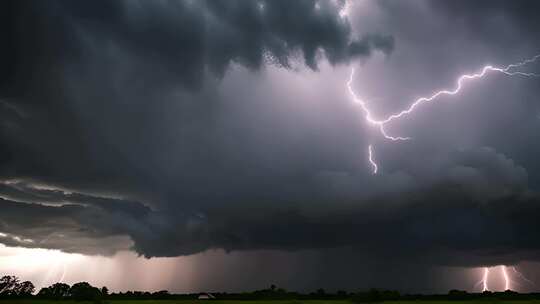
[
  {"x1": 0, "y1": 0, "x2": 395, "y2": 257},
  {"x1": 1, "y1": 0, "x2": 540, "y2": 272},
  {"x1": 1, "y1": 146, "x2": 540, "y2": 266},
  {"x1": 0, "y1": 0, "x2": 393, "y2": 203}
]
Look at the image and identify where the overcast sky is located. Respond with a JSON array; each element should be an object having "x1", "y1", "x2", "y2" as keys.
[{"x1": 1, "y1": 0, "x2": 540, "y2": 294}]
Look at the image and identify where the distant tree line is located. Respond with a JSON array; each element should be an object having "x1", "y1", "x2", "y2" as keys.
[
  {"x1": 38, "y1": 282, "x2": 106, "y2": 301},
  {"x1": 3, "y1": 274, "x2": 540, "y2": 302}
]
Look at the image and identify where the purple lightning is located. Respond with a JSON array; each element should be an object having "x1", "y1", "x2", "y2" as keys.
[
  {"x1": 476, "y1": 266, "x2": 513, "y2": 292},
  {"x1": 502, "y1": 266, "x2": 510, "y2": 291},
  {"x1": 512, "y1": 266, "x2": 535, "y2": 286},
  {"x1": 347, "y1": 53, "x2": 540, "y2": 286},
  {"x1": 476, "y1": 266, "x2": 536, "y2": 292},
  {"x1": 368, "y1": 145, "x2": 378, "y2": 174},
  {"x1": 481, "y1": 267, "x2": 490, "y2": 292},
  {"x1": 347, "y1": 69, "x2": 411, "y2": 142},
  {"x1": 347, "y1": 53, "x2": 540, "y2": 174}
]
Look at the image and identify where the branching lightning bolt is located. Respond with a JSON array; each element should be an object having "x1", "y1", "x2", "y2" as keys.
[
  {"x1": 347, "y1": 69, "x2": 411, "y2": 142},
  {"x1": 512, "y1": 266, "x2": 535, "y2": 285},
  {"x1": 347, "y1": 53, "x2": 540, "y2": 174},
  {"x1": 347, "y1": 54, "x2": 540, "y2": 286},
  {"x1": 477, "y1": 266, "x2": 514, "y2": 292}
]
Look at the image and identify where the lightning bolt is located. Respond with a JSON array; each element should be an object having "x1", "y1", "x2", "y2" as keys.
[
  {"x1": 476, "y1": 267, "x2": 490, "y2": 292},
  {"x1": 502, "y1": 266, "x2": 510, "y2": 290},
  {"x1": 347, "y1": 69, "x2": 411, "y2": 142},
  {"x1": 368, "y1": 145, "x2": 378, "y2": 174},
  {"x1": 477, "y1": 266, "x2": 510, "y2": 291},
  {"x1": 59, "y1": 262, "x2": 67, "y2": 283},
  {"x1": 347, "y1": 54, "x2": 540, "y2": 285},
  {"x1": 483, "y1": 267, "x2": 490, "y2": 291},
  {"x1": 347, "y1": 53, "x2": 540, "y2": 175},
  {"x1": 511, "y1": 266, "x2": 535, "y2": 285},
  {"x1": 39, "y1": 233, "x2": 68, "y2": 286},
  {"x1": 476, "y1": 265, "x2": 535, "y2": 292}
]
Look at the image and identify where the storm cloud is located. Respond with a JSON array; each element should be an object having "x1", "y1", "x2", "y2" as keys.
[{"x1": 1, "y1": 0, "x2": 540, "y2": 288}]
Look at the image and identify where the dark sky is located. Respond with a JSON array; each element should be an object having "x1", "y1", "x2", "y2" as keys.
[{"x1": 1, "y1": 0, "x2": 540, "y2": 294}]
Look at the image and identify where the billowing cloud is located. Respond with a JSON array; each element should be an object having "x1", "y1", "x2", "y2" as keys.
[
  {"x1": 0, "y1": 0, "x2": 394, "y2": 256},
  {"x1": 0, "y1": 0, "x2": 393, "y2": 91},
  {"x1": 1, "y1": 146, "x2": 539, "y2": 265},
  {"x1": 1, "y1": 0, "x2": 540, "y2": 286}
]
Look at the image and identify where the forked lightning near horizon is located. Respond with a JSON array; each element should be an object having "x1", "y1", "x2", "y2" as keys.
[{"x1": 346, "y1": 53, "x2": 540, "y2": 290}]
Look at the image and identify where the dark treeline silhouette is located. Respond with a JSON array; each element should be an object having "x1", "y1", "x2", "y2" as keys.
[
  {"x1": 0, "y1": 276, "x2": 35, "y2": 298},
  {"x1": 3, "y1": 274, "x2": 540, "y2": 302}
]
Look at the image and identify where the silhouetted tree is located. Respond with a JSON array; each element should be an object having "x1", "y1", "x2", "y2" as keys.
[
  {"x1": 4, "y1": 272, "x2": 540, "y2": 302},
  {"x1": 69, "y1": 282, "x2": 101, "y2": 301},
  {"x1": 37, "y1": 288, "x2": 51, "y2": 298},
  {"x1": 0, "y1": 276, "x2": 35, "y2": 298},
  {"x1": 38, "y1": 282, "x2": 71, "y2": 299},
  {"x1": 0, "y1": 275, "x2": 19, "y2": 297},
  {"x1": 14, "y1": 281, "x2": 35, "y2": 296}
]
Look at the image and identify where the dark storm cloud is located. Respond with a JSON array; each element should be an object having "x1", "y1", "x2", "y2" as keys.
[
  {"x1": 0, "y1": 0, "x2": 393, "y2": 91},
  {"x1": 0, "y1": 0, "x2": 393, "y2": 200},
  {"x1": 1, "y1": 0, "x2": 540, "y2": 277},
  {"x1": 1, "y1": 147, "x2": 540, "y2": 265},
  {"x1": 0, "y1": 197, "x2": 134, "y2": 255},
  {"x1": 126, "y1": 147, "x2": 539, "y2": 262},
  {"x1": 0, "y1": 0, "x2": 393, "y2": 255}
]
